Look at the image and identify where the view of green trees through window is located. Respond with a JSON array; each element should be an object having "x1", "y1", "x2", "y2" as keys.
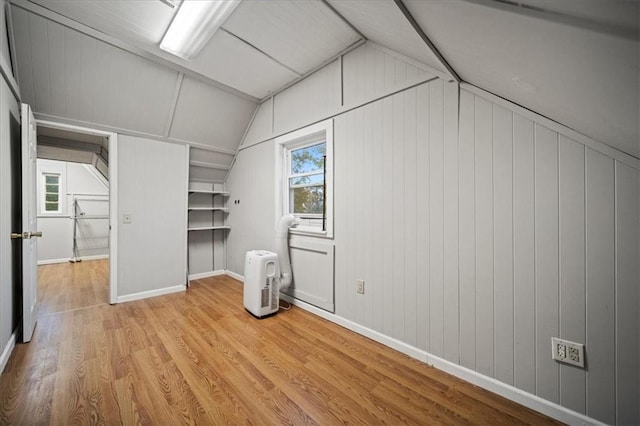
[
  {"x1": 44, "y1": 174, "x2": 60, "y2": 212},
  {"x1": 289, "y1": 142, "x2": 325, "y2": 215}
]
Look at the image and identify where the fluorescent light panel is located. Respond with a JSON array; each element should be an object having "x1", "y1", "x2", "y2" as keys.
[{"x1": 160, "y1": 0, "x2": 240, "y2": 60}]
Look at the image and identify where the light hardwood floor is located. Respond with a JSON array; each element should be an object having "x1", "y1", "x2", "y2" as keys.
[
  {"x1": 37, "y1": 259, "x2": 109, "y2": 315},
  {"x1": 1, "y1": 262, "x2": 559, "y2": 424}
]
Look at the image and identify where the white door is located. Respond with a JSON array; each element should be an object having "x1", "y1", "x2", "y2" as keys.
[{"x1": 20, "y1": 103, "x2": 39, "y2": 342}]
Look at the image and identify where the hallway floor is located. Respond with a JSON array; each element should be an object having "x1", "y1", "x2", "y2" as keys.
[{"x1": 37, "y1": 259, "x2": 109, "y2": 316}]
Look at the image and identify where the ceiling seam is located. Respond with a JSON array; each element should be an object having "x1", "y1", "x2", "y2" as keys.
[
  {"x1": 242, "y1": 75, "x2": 440, "y2": 153},
  {"x1": 259, "y1": 38, "x2": 366, "y2": 103},
  {"x1": 219, "y1": 27, "x2": 303, "y2": 77},
  {"x1": 460, "y1": 82, "x2": 640, "y2": 167},
  {"x1": 163, "y1": 72, "x2": 184, "y2": 138},
  {"x1": 393, "y1": 0, "x2": 461, "y2": 83},
  {"x1": 460, "y1": 0, "x2": 637, "y2": 40},
  {"x1": 320, "y1": 0, "x2": 368, "y2": 42},
  {"x1": 33, "y1": 111, "x2": 239, "y2": 156}
]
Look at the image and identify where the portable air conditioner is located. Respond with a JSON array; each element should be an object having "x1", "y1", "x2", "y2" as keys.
[{"x1": 243, "y1": 250, "x2": 280, "y2": 318}]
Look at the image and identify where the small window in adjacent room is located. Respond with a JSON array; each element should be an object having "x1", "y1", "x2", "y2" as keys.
[
  {"x1": 276, "y1": 119, "x2": 333, "y2": 236},
  {"x1": 42, "y1": 173, "x2": 61, "y2": 213}
]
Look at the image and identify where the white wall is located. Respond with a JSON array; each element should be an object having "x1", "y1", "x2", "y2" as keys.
[
  {"x1": 0, "y1": 71, "x2": 20, "y2": 372},
  {"x1": 117, "y1": 135, "x2": 188, "y2": 301},
  {"x1": 0, "y1": 0, "x2": 21, "y2": 372},
  {"x1": 36, "y1": 159, "x2": 108, "y2": 264},
  {"x1": 226, "y1": 41, "x2": 640, "y2": 424}
]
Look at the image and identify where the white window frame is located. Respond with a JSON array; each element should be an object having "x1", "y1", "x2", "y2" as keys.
[
  {"x1": 37, "y1": 160, "x2": 66, "y2": 216},
  {"x1": 275, "y1": 119, "x2": 333, "y2": 237}
]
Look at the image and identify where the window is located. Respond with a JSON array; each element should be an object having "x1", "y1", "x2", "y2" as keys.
[
  {"x1": 288, "y1": 142, "x2": 326, "y2": 215},
  {"x1": 43, "y1": 173, "x2": 61, "y2": 213},
  {"x1": 276, "y1": 119, "x2": 333, "y2": 236}
]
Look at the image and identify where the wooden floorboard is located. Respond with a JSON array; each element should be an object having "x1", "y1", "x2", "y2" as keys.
[
  {"x1": 0, "y1": 263, "x2": 560, "y2": 424},
  {"x1": 37, "y1": 259, "x2": 109, "y2": 316}
]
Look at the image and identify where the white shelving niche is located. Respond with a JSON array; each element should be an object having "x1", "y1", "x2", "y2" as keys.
[{"x1": 187, "y1": 182, "x2": 230, "y2": 281}]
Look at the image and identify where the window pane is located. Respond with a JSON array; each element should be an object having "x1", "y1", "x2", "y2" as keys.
[
  {"x1": 290, "y1": 186, "x2": 324, "y2": 214},
  {"x1": 45, "y1": 193, "x2": 58, "y2": 202},
  {"x1": 290, "y1": 143, "x2": 326, "y2": 174},
  {"x1": 45, "y1": 184, "x2": 58, "y2": 193},
  {"x1": 45, "y1": 175, "x2": 59, "y2": 184},
  {"x1": 289, "y1": 173, "x2": 324, "y2": 187},
  {"x1": 45, "y1": 202, "x2": 58, "y2": 211}
]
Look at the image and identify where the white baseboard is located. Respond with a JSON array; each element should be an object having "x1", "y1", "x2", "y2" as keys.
[
  {"x1": 188, "y1": 270, "x2": 226, "y2": 281},
  {"x1": 38, "y1": 254, "x2": 109, "y2": 265},
  {"x1": 225, "y1": 270, "x2": 244, "y2": 282},
  {"x1": 117, "y1": 284, "x2": 185, "y2": 304},
  {"x1": 277, "y1": 292, "x2": 600, "y2": 426},
  {"x1": 37, "y1": 258, "x2": 70, "y2": 265},
  {"x1": 78, "y1": 254, "x2": 109, "y2": 262},
  {"x1": 0, "y1": 331, "x2": 17, "y2": 375}
]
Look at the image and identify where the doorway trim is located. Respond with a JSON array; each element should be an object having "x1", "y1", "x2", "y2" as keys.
[{"x1": 35, "y1": 119, "x2": 118, "y2": 304}]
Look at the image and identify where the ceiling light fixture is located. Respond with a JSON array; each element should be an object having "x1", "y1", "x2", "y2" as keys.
[{"x1": 160, "y1": 0, "x2": 241, "y2": 60}]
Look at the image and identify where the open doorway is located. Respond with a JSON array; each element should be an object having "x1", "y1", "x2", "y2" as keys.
[{"x1": 32, "y1": 121, "x2": 117, "y2": 315}]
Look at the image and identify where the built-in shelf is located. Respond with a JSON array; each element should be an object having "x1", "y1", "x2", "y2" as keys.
[
  {"x1": 187, "y1": 186, "x2": 230, "y2": 281},
  {"x1": 188, "y1": 207, "x2": 229, "y2": 212},
  {"x1": 187, "y1": 226, "x2": 231, "y2": 232},
  {"x1": 188, "y1": 189, "x2": 229, "y2": 195}
]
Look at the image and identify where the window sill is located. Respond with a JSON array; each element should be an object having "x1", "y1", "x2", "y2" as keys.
[{"x1": 290, "y1": 228, "x2": 334, "y2": 239}]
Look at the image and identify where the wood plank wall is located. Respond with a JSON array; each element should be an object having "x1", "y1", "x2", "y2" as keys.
[
  {"x1": 334, "y1": 84, "x2": 638, "y2": 424},
  {"x1": 226, "y1": 41, "x2": 640, "y2": 424}
]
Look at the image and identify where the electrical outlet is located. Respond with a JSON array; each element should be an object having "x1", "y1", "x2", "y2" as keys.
[
  {"x1": 356, "y1": 279, "x2": 365, "y2": 294},
  {"x1": 551, "y1": 337, "x2": 585, "y2": 368}
]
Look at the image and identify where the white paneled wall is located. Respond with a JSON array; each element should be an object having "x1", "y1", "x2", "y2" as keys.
[
  {"x1": 227, "y1": 40, "x2": 639, "y2": 424},
  {"x1": 615, "y1": 162, "x2": 640, "y2": 426},
  {"x1": 0, "y1": 65, "x2": 20, "y2": 373},
  {"x1": 226, "y1": 140, "x2": 277, "y2": 274},
  {"x1": 241, "y1": 42, "x2": 438, "y2": 149},
  {"x1": 342, "y1": 43, "x2": 435, "y2": 109},
  {"x1": 334, "y1": 83, "x2": 638, "y2": 424},
  {"x1": 273, "y1": 59, "x2": 341, "y2": 135},
  {"x1": 117, "y1": 136, "x2": 188, "y2": 300}
]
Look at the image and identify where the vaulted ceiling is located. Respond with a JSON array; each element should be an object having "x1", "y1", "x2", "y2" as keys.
[{"x1": 9, "y1": 0, "x2": 639, "y2": 182}]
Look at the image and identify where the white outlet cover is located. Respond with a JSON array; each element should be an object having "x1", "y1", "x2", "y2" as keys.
[{"x1": 551, "y1": 337, "x2": 585, "y2": 368}]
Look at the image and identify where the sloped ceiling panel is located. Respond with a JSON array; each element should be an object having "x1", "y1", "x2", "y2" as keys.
[
  {"x1": 29, "y1": 0, "x2": 179, "y2": 46},
  {"x1": 405, "y1": 0, "x2": 640, "y2": 157},
  {"x1": 223, "y1": 0, "x2": 361, "y2": 75},
  {"x1": 327, "y1": 0, "x2": 447, "y2": 76},
  {"x1": 12, "y1": 6, "x2": 178, "y2": 136},
  {"x1": 189, "y1": 148, "x2": 234, "y2": 167},
  {"x1": 516, "y1": 0, "x2": 638, "y2": 34},
  {"x1": 169, "y1": 76, "x2": 256, "y2": 152},
  {"x1": 192, "y1": 30, "x2": 298, "y2": 99}
]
